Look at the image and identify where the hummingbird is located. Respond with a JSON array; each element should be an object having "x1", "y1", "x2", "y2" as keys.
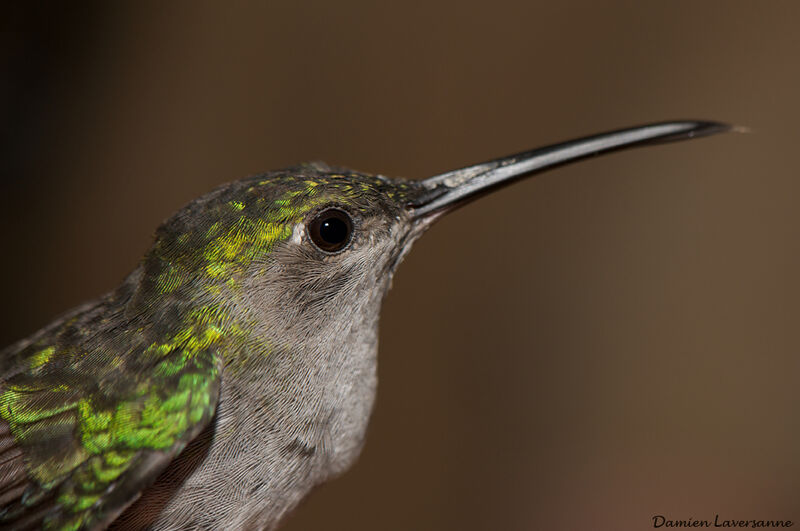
[{"x1": 0, "y1": 121, "x2": 728, "y2": 530}]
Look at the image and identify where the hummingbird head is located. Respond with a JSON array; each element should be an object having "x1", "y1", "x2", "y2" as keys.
[
  {"x1": 129, "y1": 121, "x2": 729, "y2": 358},
  {"x1": 130, "y1": 162, "x2": 431, "y2": 342}
]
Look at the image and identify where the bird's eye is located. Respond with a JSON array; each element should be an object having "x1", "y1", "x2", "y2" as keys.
[{"x1": 308, "y1": 208, "x2": 354, "y2": 253}]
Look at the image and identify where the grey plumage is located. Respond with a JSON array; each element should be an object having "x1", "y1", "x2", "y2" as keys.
[{"x1": 0, "y1": 122, "x2": 728, "y2": 530}]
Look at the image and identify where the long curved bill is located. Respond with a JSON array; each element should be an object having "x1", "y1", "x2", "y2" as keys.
[{"x1": 407, "y1": 120, "x2": 729, "y2": 220}]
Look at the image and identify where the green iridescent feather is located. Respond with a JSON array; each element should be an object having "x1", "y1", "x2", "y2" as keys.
[{"x1": 0, "y1": 303, "x2": 223, "y2": 530}]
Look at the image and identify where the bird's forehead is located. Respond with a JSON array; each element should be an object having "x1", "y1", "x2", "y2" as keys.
[{"x1": 237, "y1": 170, "x2": 418, "y2": 218}]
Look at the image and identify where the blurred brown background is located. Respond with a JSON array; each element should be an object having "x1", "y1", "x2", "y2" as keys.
[{"x1": 2, "y1": 2, "x2": 798, "y2": 530}]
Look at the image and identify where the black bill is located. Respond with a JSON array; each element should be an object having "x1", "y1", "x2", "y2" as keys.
[{"x1": 408, "y1": 120, "x2": 730, "y2": 219}]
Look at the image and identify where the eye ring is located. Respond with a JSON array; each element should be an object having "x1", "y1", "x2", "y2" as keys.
[{"x1": 308, "y1": 208, "x2": 354, "y2": 253}]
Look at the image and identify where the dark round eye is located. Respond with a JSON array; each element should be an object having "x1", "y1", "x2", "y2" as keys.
[{"x1": 308, "y1": 208, "x2": 354, "y2": 253}]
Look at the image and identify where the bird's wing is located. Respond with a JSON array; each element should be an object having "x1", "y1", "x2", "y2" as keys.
[{"x1": 0, "y1": 300, "x2": 222, "y2": 530}]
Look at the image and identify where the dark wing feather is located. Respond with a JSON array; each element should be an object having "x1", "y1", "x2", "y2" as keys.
[{"x1": 0, "y1": 290, "x2": 222, "y2": 531}]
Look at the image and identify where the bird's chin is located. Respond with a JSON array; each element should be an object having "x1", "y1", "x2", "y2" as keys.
[{"x1": 379, "y1": 226, "x2": 428, "y2": 296}]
